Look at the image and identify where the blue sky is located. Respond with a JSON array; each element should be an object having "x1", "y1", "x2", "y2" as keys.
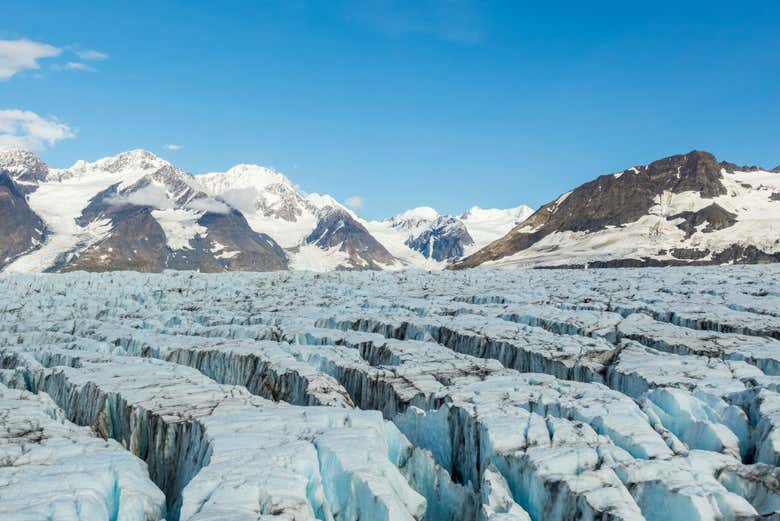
[{"x1": 2, "y1": 1, "x2": 779, "y2": 219}]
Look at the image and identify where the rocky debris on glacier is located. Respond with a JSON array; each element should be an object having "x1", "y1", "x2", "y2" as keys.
[
  {"x1": 0, "y1": 265, "x2": 779, "y2": 520},
  {"x1": 0, "y1": 382, "x2": 166, "y2": 521}
]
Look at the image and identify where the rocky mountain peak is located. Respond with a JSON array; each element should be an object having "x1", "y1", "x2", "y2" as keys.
[
  {"x1": 405, "y1": 215, "x2": 474, "y2": 262},
  {"x1": 99, "y1": 149, "x2": 169, "y2": 172},
  {"x1": 639, "y1": 150, "x2": 725, "y2": 198},
  {"x1": 58, "y1": 149, "x2": 171, "y2": 181},
  {"x1": 0, "y1": 148, "x2": 50, "y2": 183},
  {"x1": 454, "y1": 149, "x2": 778, "y2": 270},
  {"x1": 202, "y1": 164, "x2": 293, "y2": 192}
]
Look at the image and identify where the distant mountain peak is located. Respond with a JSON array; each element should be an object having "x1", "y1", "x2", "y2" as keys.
[
  {"x1": 460, "y1": 205, "x2": 534, "y2": 221},
  {"x1": 0, "y1": 148, "x2": 49, "y2": 183},
  {"x1": 0, "y1": 147, "x2": 539, "y2": 273},
  {"x1": 53, "y1": 149, "x2": 173, "y2": 183},
  {"x1": 393, "y1": 206, "x2": 440, "y2": 221},
  {"x1": 217, "y1": 164, "x2": 293, "y2": 189}
]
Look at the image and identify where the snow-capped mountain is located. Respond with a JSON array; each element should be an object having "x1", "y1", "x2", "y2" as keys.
[
  {"x1": 0, "y1": 148, "x2": 50, "y2": 190},
  {"x1": 1, "y1": 149, "x2": 288, "y2": 273},
  {"x1": 198, "y1": 163, "x2": 398, "y2": 270},
  {"x1": 454, "y1": 150, "x2": 780, "y2": 269},
  {"x1": 4, "y1": 148, "x2": 504, "y2": 273},
  {"x1": 366, "y1": 204, "x2": 534, "y2": 265},
  {"x1": 459, "y1": 205, "x2": 534, "y2": 246}
]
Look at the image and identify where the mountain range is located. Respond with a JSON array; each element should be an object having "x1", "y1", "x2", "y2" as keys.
[
  {"x1": 1, "y1": 148, "x2": 778, "y2": 273},
  {"x1": 453, "y1": 150, "x2": 780, "y2": 269},
  {"x1": 0, "y1": 148, "x2": 531, "y2": 272}
]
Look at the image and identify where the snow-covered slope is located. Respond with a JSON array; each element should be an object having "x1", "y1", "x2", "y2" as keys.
[
  {"x1": 4, "y1": 150, "x2": 171, "y2": 272},
  {"x1": 1, "y1": 149, "x2": 287, "y2": 272},
  {"x1": 363, "y1": 204, "x2": 533, "y2": 266},
  {"x1": 460, "y1": 205, "x2": 534, "y2": 248},
  {"x1": 0, "y1": 148, "x2": 536, "y2": 272},
  {"x1": 198, "y1": 164, "x2": 316, "y2": 247},
  {"x1": 455, "y1": 151, "x2": 780, "y2": 269},
  {"x1": 198, "y1": 165, "x2": 400, "y2": 270}
]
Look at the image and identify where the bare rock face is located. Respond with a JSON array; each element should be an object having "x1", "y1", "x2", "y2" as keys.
[
  {"x1": 453, "y1": 150, "x2": 779, "y2": 269},
  {"x1": 721, "y1": 161, "x2": 764, "y2": 174},
  {"x1": 168, "y1": 209, "x2": 288, "y2": 272},
  {"x1": 0, "y1": 149, "x2": 50, "y2": 186},
  {"x1": 671, "y1": 203, "x2": 737, "y2": 237},
  {"x1": 306, "y1": 207, "x2": 395, "y2": 269},
  {"x1": 62, "y1": 157, "x2": 288, "y2": 273},
  {"x1": 64, "y1": 205, "x2": 168, "y2": 272},
  {"x1": 0, "y1": 172, "x2": 45, "y2": 270}
]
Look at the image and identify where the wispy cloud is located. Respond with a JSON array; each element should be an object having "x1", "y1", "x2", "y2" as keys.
[
  {"x1": 106, "y1": 184, "x2": 174, "y2": 210},
  {"x1": 346, "y1": 0, "x2": 484, "y2": 44},
  {"x1": 187, "y1": 198, "x2": 231, "y2": 214},
  {"x1": 77, "y1": 49, "x2": 109, "y2": 61},
  {"x1": 164, "y1": 144, "x2": 182, "y2": 151},
  {"x1": 0, "y1": 109, "x2": 75, "y2": 150},
  {"x1": 0, "y1": 39, "x2": 61, "y2": 80},
  {"x1": 63, "y1": 61, "x2": 96, "y2": 72},
  {"x1": 345, "y1": 195, "x2": 364, "y2": 209}
]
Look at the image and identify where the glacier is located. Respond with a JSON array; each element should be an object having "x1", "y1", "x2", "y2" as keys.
[{"x1": 1, "y1": 265, "x2": 779, "y2": 520}]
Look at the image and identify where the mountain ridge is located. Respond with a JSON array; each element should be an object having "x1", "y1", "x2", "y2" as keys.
[
  {"x1": 0, "y1": 148, "x2": 519, "y2": 272},
  {"x1": 2, "y1": 148, "x2": 777, "y2": 273},
  {"x1": 452, "y1": 150, "x2": 780, "y2": 269}
]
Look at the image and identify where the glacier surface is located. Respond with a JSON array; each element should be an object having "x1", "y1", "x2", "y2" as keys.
[{"x1": 1, "y1": 265, "x2": 779, "y2": 520}]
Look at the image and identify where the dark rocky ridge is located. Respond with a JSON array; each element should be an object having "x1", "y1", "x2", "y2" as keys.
[
  {"x1": 671, "y1": 203, "x2": 737, "y2": 237},
  {"x1": 64, "y1": 168, "x2": 288, "y2": 272},
  {"x1": 66, "y1": 205, "x2": 288, "y2": 273},
  {"x1": 536, "y1": 245, "x2": 780, "y2": 269},
  {"x1": 64, "y1": 205, "x2": 168, "y2": 272},
  {"x1": 0, "y1": 172, "x2": 46, "y2": 270},
  {"x1": 720, "y1": 161, "x2": 764, "y2": 174},
  {"x1": 452, "y1": 150, "x2": 768, "y2": 270},
  {"x1": 168, "y1": 210, "x2": 288, "y2": 272},
  {"x1": 306, "y1": 207, "x2": 395, "y2": 269}
]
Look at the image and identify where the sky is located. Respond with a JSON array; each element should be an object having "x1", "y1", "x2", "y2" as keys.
[{"x1": 2, "y1": 1, "x2": 779, "y2": 219}]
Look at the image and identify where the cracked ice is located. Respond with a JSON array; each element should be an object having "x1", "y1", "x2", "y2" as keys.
[{"x1": 1, "y1": 265, "x2": 780, "y2": 520}]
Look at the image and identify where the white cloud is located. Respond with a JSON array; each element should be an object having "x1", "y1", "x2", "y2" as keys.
[
  {"x1": 0, "y1": 109, "x2": 75, "y2": 150},
  {"x1": 63, "y1": 61, "x2": 95, "y2": 72},
  {"x1": 0, "y1": 39, "x2": 61, "y2": 80},
  {"x1": 216, "y1": 188, "x2": 259, "y2": 214},
  {"x1": 164, "y1": 144, "x2": 182, "y2": 151},
  {"x1": 106, "y1": 184, "x2": 174, "y2": 210},
  {"x1": 77, "y1": 49, "x2": 109, "y2": 61},
  {"x1": 345, "y1": 195, "x2": 364, "y2": 209},
  {"x1": 187, "y1": 197, "x2": 232, "y2": 214}
]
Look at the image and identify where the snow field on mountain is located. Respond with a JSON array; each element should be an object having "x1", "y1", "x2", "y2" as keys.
[
  {"x1": 486, "y1": 167, "x2": 780, "y2": 268},
  {"x1": 2, "y1": 148, "x2": 531, "y2": 272}
]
